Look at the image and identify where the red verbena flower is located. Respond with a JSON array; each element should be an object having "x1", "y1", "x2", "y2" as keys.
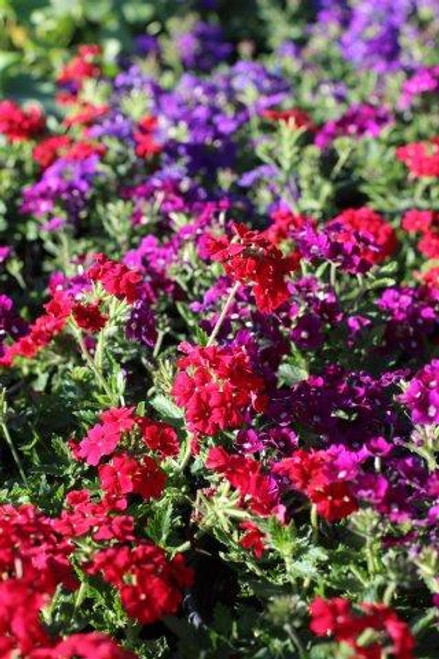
[
  {"x1": 309, "y1": 597, "x2": 415, "y2": 659},
  {"x1": 63, "y1": 103, "x2": 109, "y2": 129},
  {"x1": 139, "y1": 418, "x2": 180, "y2": 458},
  {"x1": 0, "y1": 100, "x2": 45, "y2": 142},
  {"x1": 172, "y1": 343, "x2": 267, "y2": 435},
  {"x1": 206, "y1": 446, "x2": 280, "y2": 517},
  {"x1": 418, "y1": 230, "x2": 439, "y2": 259},
  {"x1": 401, "y1": 209, "x2": 438, "y2": 234},
  {"x1": 51, "y1": 632, "x2": 137, "y2": 659},
  {"x1": 57, "y1": 45, "x2": 102, "y2": 89},
  {"x1": 54, "y1": 490, "x2": 135, "y2": 541},
  {"x1": 32, "y1": 135, "x2": 72, "y2": 168},
  {"x1": 0, "y1": 291, "x2": 73, "y2": 367},
  {"x1": 397, "y1": 138, "x2": 439, "y2": 177},
  {"x1": 263, "y1": 207, "x2": 311, "y2": 245},
  {"x1": 262, "y1": 107, "x2": 315, "y2": 131},
  {"x1": 0, "y1": 580, "x2": 51, "y2": 656},
  {"x1": 99, "y1": 407, "x2": 137, "y2": 432},
  {"x1": 0, "y1": 504, "x2": 75, "y2": 595},
  {"x1": 274, "y1": 449, "x2": 358, "y2": 522},
  {"x1": 87, "y1": 543, "x2": 193, "y2": 625},
  {"x1": 207, "y1": 223, "x2": 300, "y2": 312},
  {"x1": 98, "y1": 453, "x2": 166, "y2": 502},
  {"x1": 75, "y1": 407, "x2": 137, "y2": 465},
  {"x1": 133, "y1": 116, "x2": 162, "y2": 158},
  {"x1": 88, "y1": 253, "x2": 143, "y2": 303},
  {"x1": 239, "y1": 522, "x2": 267, "y2": 559},
  {"x1": 72, "y1": 301, "x2": 108, "y2": 333},
  {"x1": 419, "y1": 265, "x2": 439, "y2": 288}
]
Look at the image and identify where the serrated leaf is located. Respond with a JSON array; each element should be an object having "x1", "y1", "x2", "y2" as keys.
[{"x1": 150, "y1": 394, "x2": 183, "y2": 420}]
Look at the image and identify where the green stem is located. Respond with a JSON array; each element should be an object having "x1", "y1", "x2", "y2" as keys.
[
  {"x1": 310, "y1": 504, "x2": 318, "y2": 541},
  {"x1": 0, "y1": 421, "x2": 28, "y2": 487},
  {"x1": 382, "y1": 582, "x2": 396, "y2": 606},
  {"x1": 179, "y1": 435, "x2": 193, "y2": 470},
  {"x1": 75, "y1": 329, "x2": 114, "y2": 400},
  {"x1": 153, "y1": 329, "x2": 165, "y2": 359},
  {"x1": 74, "y1": 581, "x2": 88, "y2": 612},
  {"x1": 366, "y1": 538, "x2": 377, "y2": 577},
  {"x1": 206, "y1": 281, "x2": 240, "y2": 347},
  {"x1": 171, "y1": 540, "x2": 191, "y2": 556},
  {"x1": 284, "y1": 624, "x2": 307, "y2": 659}
]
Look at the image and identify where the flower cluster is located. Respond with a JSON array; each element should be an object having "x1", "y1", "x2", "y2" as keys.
[
  {"x1": 173, "y1": 343, "x2": 267, "y2": 435},
  {"x1": 397, "y1": 138, "x2": 439, "y2": 177},
  {"x1": 0, "y1": 2, "x2": 439, "y2": 656},
  {"x1": 206, "y1": 446, "x2": 282, "y2": 517},
  {"x1": 400, "y1": 359, "x2": 439, "y2": 425},
  {"x1": 207, "y1": 223, "x2": 300, "y2": 312},
  {"x1": 0, "y1": 100, "x2": 45, "y2": 142},
  {"x1": 87, "y1": 543, "x2": 193, "y2": 624},
  {"x1": 274, "y1": 449, "x2": 358, "y2": 522},
  {"x1": 310, "y1": 597, "x2": 416, "y2": 659}
]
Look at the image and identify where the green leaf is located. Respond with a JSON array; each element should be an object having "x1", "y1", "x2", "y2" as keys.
[{"x1": 150, "y1": 394, "x2": 183, "y2": 420}]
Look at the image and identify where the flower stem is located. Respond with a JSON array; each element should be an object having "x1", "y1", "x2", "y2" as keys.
[
  {"x1": 74, "y1": 329, "x2": 114, "y2": 400},
  {"x1": 310, "y1": 504, "x2": 318, "y2": 541},
  {"x1": 0, "y1": 420, "x2": 28, "y2": 487},
  {"x1": 179, "y1": 435, "x2": 193, "y2": 470},
  {"x1": 206, "y1": 281, "x2": 240, "y2": 347}
]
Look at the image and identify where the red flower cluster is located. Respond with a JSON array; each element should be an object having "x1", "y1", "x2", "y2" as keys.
[
  {"x1": 134, "y1": 115, "x2": 162, "y2": 158},
  {"x1": 206, "y1": 446, "x2": 281, "y2": 517},
  {"x1": 88, "y1": 253, "x2": 143, "y2": 303},
  {"x1": 0, "y1": 100, "x2": 45, "y2": 142},
  {"x1": 0, "y1": 290, "x2": 72, "y2": 367},
  {"x1": 74, "y1": 407, "x2": 175, "y2": 508},
  {"x1": 263, "y1": 207, "x2": 311, "y2": 245},
  {"x1": 99, "y1": 453, "x2": 167, "y2": 503},
  {"x1": 262, "y1": 107, "x2": 315, "y2": 131},
  {"x1": 274, "y1": 449, "x2": 358, "y2": 522},
  {"x1": 0, "y1": 578, "x2": 135, "y2": 658},
  {"x1": 54, "y1": 490, "x2": 135, "y2": 541},
  {"x1": 310, "y1": 597, "x2": 415, "y2": 659},
  {"x1": 172, "y1": 343, "x2": 267, "y2": 435},
  {"x1": 33, "y1": 135, "x2": 72, "y2": 168},
  {"x1": 63, "y1": 103, "x2": 110, "y2": 128},
  {"x1": 419, "y1": 265, "x2": 439, "y2": 289},
  {"x1": 0, "y1": 580, "x2": 51, "y2": 656},
  {"x1": 397, "y1": 137, "x2": 439, "y2": 177},
  {"x1": 46, "y1": 632, "x2": 136, "y2": 659},
  {"x1": 328, "y1": 207, "x2": 397, "y2": 265},
  {"x1": 239, "y1": 521, "x2": 267, "y2": 559},
  {"x1": 73, "y1": 300, "x2": 108, "y2": 333},
  {"x1": 33, "y1": 135, "x2": 106, "y2": 169},
  {"x1": 57, "y1": 44, "x2": 102, "y2": 97},
  {"x1": 139, "y1": 418, "x2": 180, "y2": 458},
  {"x1": 402, "y1": 209, "x2": 438, "y2": 234},
  {"x1": 87, "y1": 543, "x2": 193, "y2": 624},
  {"x1": 0, "y1": 504, "x2": 75, "y2": 594},
  {"x1": 401, "y1": 209, "x2": 439, "y2": 260},
  {"x1": 207, "y1": 223, "x2": 300, "y2": 312}
]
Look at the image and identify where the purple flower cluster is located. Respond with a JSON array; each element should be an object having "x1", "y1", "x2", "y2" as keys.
[
  {"x1": 400, "y1": 359, "x2": 439, "y2": 425},
  {"x1": 176, "y1": 21, "x2": 232, "y2": 72},
  {"x1": 21, "y1": 156, "x2": 100, "y2": 227},
  {"x1": 315, "y1": 104, "x2": 393, "y2": 149}
]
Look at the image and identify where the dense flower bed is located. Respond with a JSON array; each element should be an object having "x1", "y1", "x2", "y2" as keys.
[{"x1": 0, "y1": 2, "x2": 439, "y2": 657}]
